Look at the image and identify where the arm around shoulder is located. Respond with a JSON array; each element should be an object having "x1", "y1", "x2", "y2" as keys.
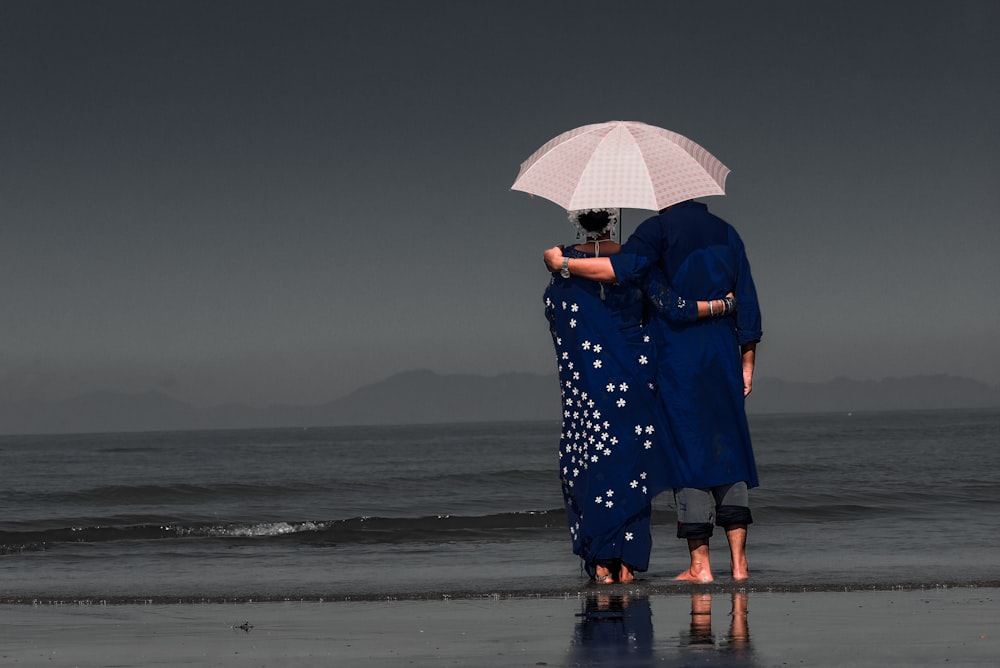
[
  {"x1": 543, "y1": 246, "x2": 618, "y2": 282},
  {"x1": 543, "y1": 246, "x2": 565, "y2": 272},
  {"x1": 567, "y1": 256, "x2": 616, "y2": 282}
]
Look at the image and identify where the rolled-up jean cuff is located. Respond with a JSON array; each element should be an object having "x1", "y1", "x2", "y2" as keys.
[
  {"x1": 677, "y1": 521, "x2": 714, "y2": 540},
  {"x1": 715, "y1": 505, "x2": 753, "y2": 527}
]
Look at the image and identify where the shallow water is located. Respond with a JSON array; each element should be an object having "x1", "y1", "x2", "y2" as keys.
[{"x1": 2, "y1": 409, "x2": 999, "y2": 602}]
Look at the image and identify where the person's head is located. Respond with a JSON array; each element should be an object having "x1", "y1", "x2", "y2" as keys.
[
  {"x1": 658, "y1": 200, "x2": 689, "y2": 214},
  {"x1": 568, "y1": 208, "x2": 619, "y2": 239}
]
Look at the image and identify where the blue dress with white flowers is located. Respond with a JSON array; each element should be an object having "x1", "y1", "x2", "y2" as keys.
[{"x1": 543, "y1": 246, "x2": 681, "y2": 575}]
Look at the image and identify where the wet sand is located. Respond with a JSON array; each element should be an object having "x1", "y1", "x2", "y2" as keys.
[{"x1": 1, "y1": 587, "x2": 996, "y2": 666}]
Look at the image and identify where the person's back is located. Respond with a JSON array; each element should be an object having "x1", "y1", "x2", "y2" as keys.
[
  {"x1": 543, "y1": 208, "x2": 674, "y2": 585},
  {"x1": 623, "y1": 201, "x2": 761, "y2": 348},
  {"x1": 617, "y1": 201, "x2": 759, "y2": 488},
  {"x1": 653, "y1": 201, "x2": 733, "y2": 292},
  {"x1": 615, "y1": 200, "x2": 762, "y2": 583}
]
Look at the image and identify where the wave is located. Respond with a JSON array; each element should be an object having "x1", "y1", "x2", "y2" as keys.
[
  {"x1": 0, "y1": 509, "x2": 569, "y2": 554},
  {"x1": 8, "y1": 488, "x2": 992, "y2": 555},
  {"x1": 0, "y1": 482, "x2": 306, "y2": 506},
  {"x1": 0, "y1": 469, "x2": 556, "y2": 507}
]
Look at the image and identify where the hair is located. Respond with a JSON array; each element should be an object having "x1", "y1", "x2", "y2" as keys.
[
  {"x1": 567, "y1": 208, "x2": 619, "y2": 240},
  {"x1": 577, "y1": 209, "x2": 611, "y2": 233}
]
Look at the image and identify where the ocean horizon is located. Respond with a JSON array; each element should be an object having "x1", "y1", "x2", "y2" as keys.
[{"x1": 2, "y1": 372, "x2": 999, "y2": 436}]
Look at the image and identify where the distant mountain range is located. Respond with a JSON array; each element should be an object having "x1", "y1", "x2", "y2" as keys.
[{"x1": 1, "y1": 370, "x2": 998, "y2": 435}]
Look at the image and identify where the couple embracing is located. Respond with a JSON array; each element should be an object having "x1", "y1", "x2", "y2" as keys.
[{"x1": 542, "y1": 200, "x2": 761, "y2": 584}]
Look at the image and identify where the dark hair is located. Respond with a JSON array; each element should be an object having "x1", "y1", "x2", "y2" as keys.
[{"x1": 577, "y1": 210, "x2": 610, "y2": 232}]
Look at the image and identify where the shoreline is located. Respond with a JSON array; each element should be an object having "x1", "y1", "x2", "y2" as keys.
[
  {"x1": 5, "y1": 579, "x2": 1000, "y2": 606},
  {"x1": 2, "y1": 587, "x2": 996, "y2": 667}
]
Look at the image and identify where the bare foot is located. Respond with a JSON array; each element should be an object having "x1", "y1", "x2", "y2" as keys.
[
  {"x1": 731, "y1": 555, "x2": 750, "y2": 581},
  {"x1": 594, "y1": 564, "x2": 614, "y2": 584},
  {"x1": 674, "y1": 567, "x2": 714, "y2": 583},
  {"x1": 677, "y1": 538, "x2": 714, "y2": 583},
  {"x1": 619, "y1": 563, "x2": 635, "y2": 584}
]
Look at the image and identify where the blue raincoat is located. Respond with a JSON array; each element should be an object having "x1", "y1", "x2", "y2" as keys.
[{"x1": 611, "y1": 201, "x2": 762, "y2": 490}]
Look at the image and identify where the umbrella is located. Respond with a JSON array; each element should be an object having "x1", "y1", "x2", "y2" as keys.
[{"x1": 511, "y1": 120, "x2": 729, "y2": 212}]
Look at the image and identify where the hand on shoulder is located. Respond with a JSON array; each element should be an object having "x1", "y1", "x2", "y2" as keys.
[{"x1": 543, "y1": 245, "x2": 565, "y2": 272}]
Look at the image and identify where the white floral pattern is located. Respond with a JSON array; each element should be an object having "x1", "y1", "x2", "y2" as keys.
[
  {"x1": 547, "y1": 292, "x2": 664, "y2": 517},
  {"x1": 545, "y1": 265, "x2": 672, "y2": 574}
]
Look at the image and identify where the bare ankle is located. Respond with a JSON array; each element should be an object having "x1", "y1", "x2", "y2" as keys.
[{"x1": 674, "y1": 568, "x2": 714, "y2": 583}]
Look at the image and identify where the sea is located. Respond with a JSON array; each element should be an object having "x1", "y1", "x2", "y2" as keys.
[{"x1": 2, "y1": 408, "x2": 998, "y2": 604}]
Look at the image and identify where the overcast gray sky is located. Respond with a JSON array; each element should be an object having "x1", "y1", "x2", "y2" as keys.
[{"x1": 2, "y1": 0, "x2": 997, "y2": 407}]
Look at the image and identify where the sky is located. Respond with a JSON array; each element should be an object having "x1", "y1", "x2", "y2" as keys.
[{"x1": 2, "y1": 0, "x2": 998, "y2": 407}]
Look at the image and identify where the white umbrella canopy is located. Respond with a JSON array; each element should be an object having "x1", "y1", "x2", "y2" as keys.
[{"x1": 511, "y1": 120, "x2": 729, "y2": 212}]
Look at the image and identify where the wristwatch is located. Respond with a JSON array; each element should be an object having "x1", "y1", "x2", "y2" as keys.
[{"x1": 560, "y1": 257, "x2": 571, "y2": 278}]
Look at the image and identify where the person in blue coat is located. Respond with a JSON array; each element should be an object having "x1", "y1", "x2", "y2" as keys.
[{"x1": 544, "y1": 200, "x2": 762, "y2": 583}]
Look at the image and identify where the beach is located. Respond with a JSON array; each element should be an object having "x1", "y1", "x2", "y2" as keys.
[
  {"x1": 3, "y1": 412, "x2": 999, "y2": 665},
  {"x1": 2, "y1": 586, "x2": 997, "y2": 666}
]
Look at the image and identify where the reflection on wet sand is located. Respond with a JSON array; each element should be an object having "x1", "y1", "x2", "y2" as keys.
[
  {"x1": 681, "y1": 592, "x2": 752, "y2": 660},
  {"x1": 570, "y1": 593, "x2": 655, "y2": 663},
  {"x1": 570, "y1": 591, "x2": 754, "y2": 667}
]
